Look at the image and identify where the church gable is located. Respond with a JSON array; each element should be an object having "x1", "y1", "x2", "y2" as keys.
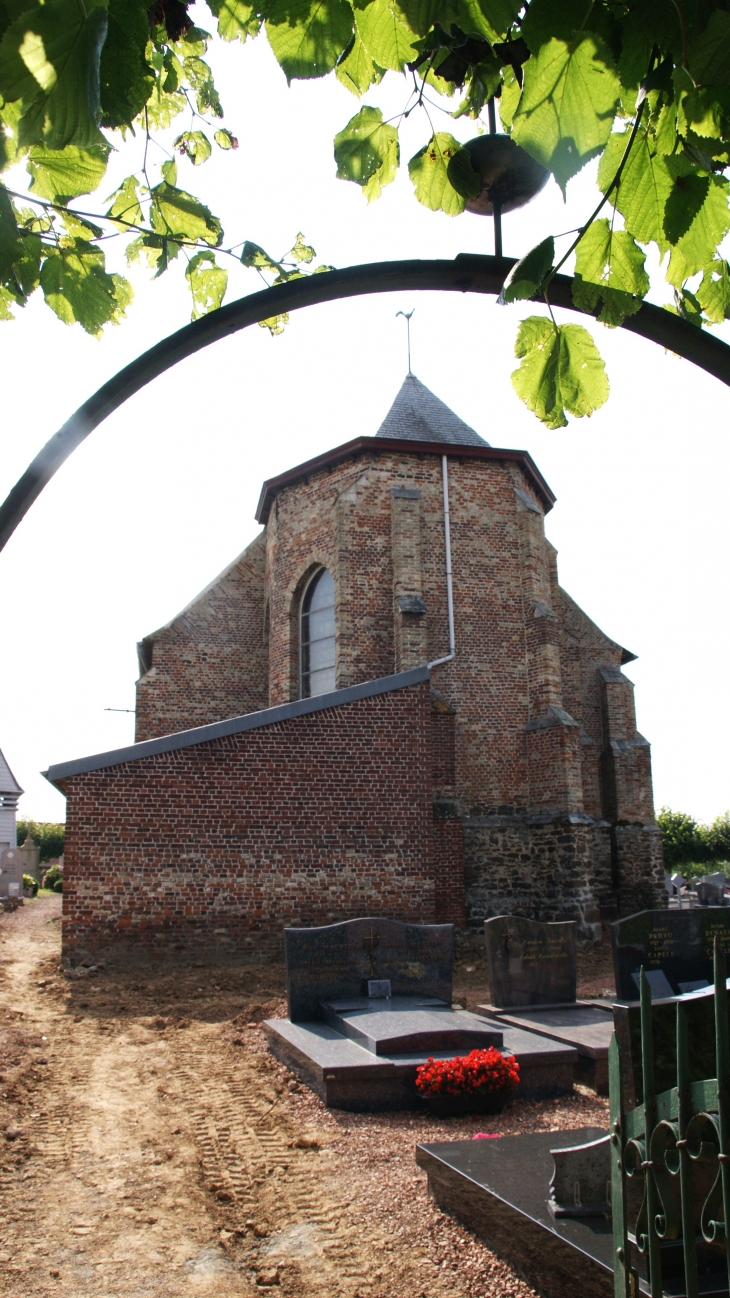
[{"x1": 135, "y1": 534, "x2": 267, "y2": 742}]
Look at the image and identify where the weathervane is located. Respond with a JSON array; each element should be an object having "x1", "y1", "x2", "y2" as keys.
[{"x1": 396, "y1": 308, "x2": 415, "y2": 375}]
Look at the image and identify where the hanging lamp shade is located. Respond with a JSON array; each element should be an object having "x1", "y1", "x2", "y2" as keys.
[{"x1": 448, "y1": 134, "x2": 549, "y2": 216}]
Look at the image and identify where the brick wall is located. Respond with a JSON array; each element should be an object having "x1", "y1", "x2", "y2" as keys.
[{"x1": 59, "y1": 679, "x2": 435, "y2": 967}]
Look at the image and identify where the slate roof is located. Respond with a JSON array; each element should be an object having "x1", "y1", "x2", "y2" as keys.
[
  {"x1": 0, "y1": 748, "x2": 23, "y2": 795},
  {"x1": 375, "y1": 374, "x2": 489, "y2": 447}
]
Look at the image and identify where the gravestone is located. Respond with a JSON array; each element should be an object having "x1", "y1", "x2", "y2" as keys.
[
  {"x1": 695, "y1": 873, "x2": 727, "y2": 906},
  {"x1": 0, "y1": 847, "x2": 24, "y2": 898},
  {"x1": 18, "y1": 831, "x2": 41, "y2": 883},
  {"x1": 611, "y1": 907, "x2": 730, "y2": 1001},
  {"x1": 285, "y1": 917, "x2": 453, "y2": 1022},
  {"x1": 479, "y1": 916, "x2": 613, "y2": 1094},
  {"x1": 484, "y1": 916, "x2": 577, "y2": 1008}
]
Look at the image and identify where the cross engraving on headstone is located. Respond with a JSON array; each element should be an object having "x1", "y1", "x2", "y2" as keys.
[{"x1": 363, "y1": 926, "x2": 380, "y2": 977}]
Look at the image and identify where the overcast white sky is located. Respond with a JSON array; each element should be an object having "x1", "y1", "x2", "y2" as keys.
[{"x1": 1, "y1": 9, "x2": 728, "y2": 825}]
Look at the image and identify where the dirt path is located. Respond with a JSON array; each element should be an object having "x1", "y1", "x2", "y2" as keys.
[{"x1": 0, "y1": 899, "x2": 610, "y2": 1298}]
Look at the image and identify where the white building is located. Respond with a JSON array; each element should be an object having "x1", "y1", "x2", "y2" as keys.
[{"x1": 0, "y1": 748, "x2": 22, "y2": 850}]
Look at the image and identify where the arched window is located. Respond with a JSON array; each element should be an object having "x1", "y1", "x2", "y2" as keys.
[{"x1": 300, "y1": 567, "x2": 335, "y2": 698}]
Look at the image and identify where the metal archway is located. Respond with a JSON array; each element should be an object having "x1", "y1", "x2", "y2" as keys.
[{"x1": 2, "y1": 253, "x2": 729, "y2": 552}]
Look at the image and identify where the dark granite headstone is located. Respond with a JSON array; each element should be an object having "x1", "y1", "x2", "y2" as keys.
[
  {"x1": 611, "y1": 907, "x2": 730, "y2": 1001},
  {"x1": 484, "y1": 916, "x2": 577, "y2": 1008},
  {"x1": 285, "y1": 918, "x2": 453, "y2": 1022}
]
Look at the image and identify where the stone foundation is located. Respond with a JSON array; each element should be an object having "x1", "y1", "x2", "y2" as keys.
[{"x1": 463, "y1": 814, "x2": 663, "y2": 939}]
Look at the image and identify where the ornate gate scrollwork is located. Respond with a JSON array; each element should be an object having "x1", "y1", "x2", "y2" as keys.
[{"x1": 610, "y1": 943, "x2": 730, "y2": 1298}]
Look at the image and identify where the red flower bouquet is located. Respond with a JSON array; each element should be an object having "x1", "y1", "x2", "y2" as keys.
[{"x1": 415, "y1": 1047, "x2": 519, "y2": 1116}]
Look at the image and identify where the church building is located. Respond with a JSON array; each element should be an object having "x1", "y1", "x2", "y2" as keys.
[{"x1": 47, "y1": 376, "x2": 664, "y2": 968}]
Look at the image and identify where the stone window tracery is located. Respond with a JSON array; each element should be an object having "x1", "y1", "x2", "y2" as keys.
[{"x1": 300, "y1": 567, "x2": 335, "y2": 698}]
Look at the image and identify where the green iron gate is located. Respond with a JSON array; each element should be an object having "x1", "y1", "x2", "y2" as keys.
[{"x1": 610, "y1": 943, "x2": 730, "y2": 1298}]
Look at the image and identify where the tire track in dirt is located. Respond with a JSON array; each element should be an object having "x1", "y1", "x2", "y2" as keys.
[{"x1": 172, "y1": 1038, "x2": 438, "y2": 1295}]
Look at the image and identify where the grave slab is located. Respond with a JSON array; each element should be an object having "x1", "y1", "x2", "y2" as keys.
[
  {"x1": 475, "y1": 1004, "x2": 614, "y2": 1095},
  {"x1": 321, "y1": 997, "x2": 504, "y2": 1056},
  {"x1": 611, "y1": 908, "x2": 730, "y2": 1002},
  {"x1": 416, "y1": 1129, "x2": 613, "y2": 1298},
  {"x1": 264, "y1": 1015, "x2": 576, "y2": 1110}
]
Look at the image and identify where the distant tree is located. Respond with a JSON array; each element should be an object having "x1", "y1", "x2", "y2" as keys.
[
  {"x1": 16, "y1": 819, "x2": 65, "y2": 863},
  {"x1": 657, "y1": 806, "x2": 730, "y2": 871},
  {"x1": 702, "y1": 810, "x2": 730, "y2": 863}
]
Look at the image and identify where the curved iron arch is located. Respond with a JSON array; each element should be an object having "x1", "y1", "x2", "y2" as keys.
[{"x1": 2, "y1": 253, "x2": 729, "y2": 553}]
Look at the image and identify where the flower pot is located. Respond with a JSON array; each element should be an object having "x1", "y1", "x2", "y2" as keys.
[{"x1": 419, "y1": 1087, "x2": 513, "y2": 1117}]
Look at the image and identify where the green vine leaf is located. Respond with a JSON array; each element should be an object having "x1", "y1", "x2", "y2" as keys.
[
  {"x1": 100, "y1": 0, "x2": 153, "y2": 130},
  {"x1": 511, "y1": 316, "x2": 609, "y2": 428},
  {"x1": 456, "y1": 0, "x2": 521, "y2": 43},
  {"x1": 353, "y1": 0, "x2": 419, "y2": 72},
  {"x1": 214, "y1": 128, "x2": 238, "y2": 150},
  {"x1": 144, "y1": 87, "x2": 187, "y2": 130},
  {"x1": 666, "y1": 173, "x2": 730, "y2": 285},
  {"x1": 149, "y1": 182, "x2": 223, "y2": 247},
  {"x1": 26, "y1": 144, "x2": 110, "y2": 203},
  {"x1": 185, "y1": 249, "x2": 228, "y2": 318},
  {"x1": 335, "y1": 32, "x2": 385, "y2": 96},
  {"x1": 511, "y1": 34, "x2": 620, "y2": 193},
  {"x1": 688, "y1": 10, "x2": 730, "y2": 86},
  {"x1": 572, "y1": 218, "x2": 649, "y2": 326},
  {"x1": 207, "y1": 0, "x2": 261, "y2": 43},
  {"x1": 174, "y1": 130, "x2": 213, "y2": 166},
  {"x1": 266, "y1": 0, "x2": 354, "y2": 82},
  {"x1": 697, "y1": 259, "x2": 730, "y2": 324},
  {"x1": 240, "y1": 241, "x2": 284, "y2": 274},
  {"x1": 0, "y1": 0, "x2": 108, "y2": 150},
  {"x1": 291, "y1": 232, "x2": 315, "y2": 262},
  {"x1": 597, "y1": 126, "x2": 674, "y2": 252},
  {"x1": 408, "y1": 132, "x2": 466, "y2": 216},
  {"x1": 499, "y1": 236, "x2": 554, "y2": 304},
  {"x1": 0, "y1": 183, "x2": 21, "y2": 278},
  {"x1": 105, "y1": 175, "x2": 143, "y2": 230},
  {"x1": 334, "y1": 105, "x2": 399, "y2": 202},
  {"x1": 39, "y1": 239, "x2": 125, "y2": 335},
  {"x1": 259, "y1": 311, "x2": 290, "y2": 334}
]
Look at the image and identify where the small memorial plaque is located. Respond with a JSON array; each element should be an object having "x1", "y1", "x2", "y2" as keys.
[
  {"x1": 368, "y1": 979, "x2": 391, "y2": 999},
  {"x1": 611, "y1": 907, "x2": 730, "y2": 1001},
  {"x1": 630, "y1": 969, "x2": 674, "y2": 1001},
  {"x1": 484, "y1": 916, "x2": 577, "y2": 1008},
  {"x1": 285, "y1": 917, "x2": 453, "y2": 1022}
]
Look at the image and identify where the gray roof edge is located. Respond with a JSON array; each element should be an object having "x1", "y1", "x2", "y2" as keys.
[{"x1": 44, "y1": 667, "x2": 431, "y2": 787}]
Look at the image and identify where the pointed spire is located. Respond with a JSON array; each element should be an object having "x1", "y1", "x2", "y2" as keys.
[{"x1": 375, "y1": 374, "x2": 489, "y2": 448}]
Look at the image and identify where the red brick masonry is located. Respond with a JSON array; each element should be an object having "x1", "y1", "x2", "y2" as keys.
[{"x1": 50, "y1": 673, "x2": 443, "y2": 967}]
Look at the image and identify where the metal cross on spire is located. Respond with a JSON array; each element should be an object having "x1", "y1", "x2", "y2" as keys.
[{"x1": 396, "y1": 308, "x2": 415, "y2": 374}]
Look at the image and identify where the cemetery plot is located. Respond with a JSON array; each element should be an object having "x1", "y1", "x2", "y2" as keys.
[
  {"x1": 479, "y1": 917, "x2": 613, "y2": 1094},
  {"x1": 268, "y1": 917, "x2": 578, "y2": 1109}
]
